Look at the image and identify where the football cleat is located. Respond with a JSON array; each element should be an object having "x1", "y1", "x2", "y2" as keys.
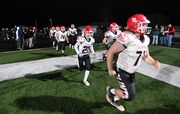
[
  {"x1": 83, "y1": 80, "x2": 90, "y2": 86},
  {"x1": 106, "y1": 86, "x2": 115, "y2": 103},
  {"x1": 106, "y1": 86, "x2": 125, "y2": 111}
]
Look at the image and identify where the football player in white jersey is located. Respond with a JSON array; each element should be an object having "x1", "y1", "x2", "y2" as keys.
[
  {"x1": 74, "y1": 25, "x2": 95, "y2": 86},
  {"x1": 55, "y1": 26, "x2": 69, "y2": 56},
  {"x1": 68, "y1": 24, "x2": 78, "y2": 49},
  {"x1": 102, "y1": 22, "x2": 121, "y2": 60},
  {"x1": 106, "y1": 14, "x2": 160, "y2": 111},
  {"x1": 49, "y1": 26, "x2": 56, "y2": 48}
]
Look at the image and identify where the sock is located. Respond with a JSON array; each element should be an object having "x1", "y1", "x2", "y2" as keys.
[
  {"x1": 83, "y1": 70, "x2": 90, "y2": 81},
  {"x1": 114, "y1": 95, "x2": 120, "y2": 101},
  {"x1": 110, "y1": 88, "x2": 115, "y2": 94},
  {"x1": 110, "y1": 88, "x2": 120, "y2": 101}
]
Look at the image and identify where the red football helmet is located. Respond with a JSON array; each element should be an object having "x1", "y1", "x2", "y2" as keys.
[
  {"x1": 127, "y1": 14, "x2": 151, "y2": 35},
  {"x1": 51, "y1": 26, "x2": 55, "y2": 30},
  {"x1": 109, "y1": 22, "x2": 119, "y2": 33},
  {"x1": 84, "y1": 25, "x2": 94, "y2": 38},
  {"x1": 55, "y1": 26, "x2": 60, "y2": 30},
  {"x1": 60, "y1": 26, "x2": 66, "y2": 32},
  {"x1": 71, "y1": 24, "x2": 75, "y2": 28}
]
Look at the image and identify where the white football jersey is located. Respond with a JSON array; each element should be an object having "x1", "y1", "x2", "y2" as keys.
[
  {"x1": 116, "y1": 31, "x2": 150, "y2": 73},
  {"x1": 104, "y1": 30, "x2": 121, "y2": 47},
  {"x1": 68, "y1": 28, "x2": 77, "y2": 36},
  {"x1": 81, "y1": 29, "x2": 85, "y2": 37},
  {"x1": 56, "y1": 31, "x2": 68, "y2": 42},
  {"x1": 74, "y1": 36, "x2": 95, "y2": 56},
  {"x1": 49, "y1": 29, "x2": 56, "y2": 37}
]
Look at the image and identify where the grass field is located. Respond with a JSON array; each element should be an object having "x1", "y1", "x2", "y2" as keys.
[{"x1": 0, "y1": 44, "x2": 180, "y2": 114}]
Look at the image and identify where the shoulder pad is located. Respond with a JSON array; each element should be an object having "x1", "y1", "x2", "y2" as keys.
[
  {"x1": 91, "y1": 37, "x2": 95, "y2": 44},
  {"x1": 77, "y1": 36, "x2": 85, "y2": 42},
  {"x1": 116, "y1": 31, "x2": 134, "y2": 44},
  {"x1": 104, "y1": 31, "x2": 110, "y2": 37}
]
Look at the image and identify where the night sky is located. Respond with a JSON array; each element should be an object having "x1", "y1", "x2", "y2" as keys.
[{"x1": 1, "y1": 0, "x2": 180, "y2": 28}]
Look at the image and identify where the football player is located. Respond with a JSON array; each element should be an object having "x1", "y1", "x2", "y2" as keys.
[
  {"x1": 106, "y1": 14, "x2": 160, "y2": 111},
  {"x1": 49, "y1": 26, "x2": 56, "y2": 48},
  {"x1": 74, "y1": 25, "x2": 95, "y2": 86},
  {"x1": 55, "y1": 26, "x2": 69, "y2": 56},
  {"x1": 102, "y1": 22, "x2": 121, "y2": 60},
  {"x1": 68, "y1": 24, "x2": 78, "y2": 49}
]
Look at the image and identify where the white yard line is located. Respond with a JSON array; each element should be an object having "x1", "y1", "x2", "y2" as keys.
[
  {"x1": 0, "y1": 50, "x2": 179, "y2": 88},
  {"x1": 137, "y1": 61, "x2": 180, "y2": 88}
]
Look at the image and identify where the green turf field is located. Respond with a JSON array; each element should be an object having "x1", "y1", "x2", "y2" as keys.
[{"x1": 0, "y1": 44, "x2": 179, "y2": 114}]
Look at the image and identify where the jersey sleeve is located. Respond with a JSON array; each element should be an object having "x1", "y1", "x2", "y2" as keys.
[
  {"x1": 67, "y1": 28, "x2": 70, "y2": 36},
  {"x1": 104, "y1": 31, "x2": 110, "y2": 38},
  {"x1": 91, "y1": 38, "x2": 95, "y2": 44},
  {"x1": 74, "y1": 37, "x2": 81, "y2": 55},
  {"x1": 143, "y1": 35, "x2": 150, "y2": 46}
]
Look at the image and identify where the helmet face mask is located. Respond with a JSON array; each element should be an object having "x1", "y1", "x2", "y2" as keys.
[
  {"x1": 60, "y1": 26, "x2": 65, "y2": 32},
  {"x1": 71, "y1": 24, "x2": 75, "y2": 28},
  {"x1": 137, "y1": 22, "x2": 151, "y2": 34},
  {"x1": 112, "y1": 26, "x2": 119, "y2": 33},
  {"x1": 85, "y1": 31, "x2": 93, "y2": 39},
  {"x1": 109, "y1": 22, "x2": 119, "y2": 33},
  {"x1": 84, "y1": 25, "x2": 94, "y2": 39},
  {"x1": 56, "y1": 26, "x2": 60, "y2": 31}
]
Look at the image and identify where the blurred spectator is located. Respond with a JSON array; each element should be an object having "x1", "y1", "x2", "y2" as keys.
[
  {"x1": 2, "y1": 28, "x2": 6, "y2": 40},
  {"x1": 151, "y1": 24, "x2": 160, "y2": 45},
  {"x1": 159, "y1": 25, "x2": 167, "y2": 46},
  {"x1": 164, "y1": 24, "x2": 175, "y2": 47},
  {"x1": 11, "y1": 26, "x2": 17, "y2": 40},
  {"x1": 28, "y1": 27, "x2": 34, "y2": 48},
  {"x1": 5, "y1": 28, "x2": 10, "y2": 40},
  {"x1": 24, "y1": 26, "x2": 34, "y2": 48},
  {"x1": 32, "y1": 26, "x2": 37, "y2": 46},
  {"x1": 16, "y1": 25, "x2": 24, "y2": 50}
]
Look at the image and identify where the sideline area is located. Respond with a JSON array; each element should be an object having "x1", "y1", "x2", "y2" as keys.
[{"x1": 0, "y1": 50, "x2": 179, "y2": 88}]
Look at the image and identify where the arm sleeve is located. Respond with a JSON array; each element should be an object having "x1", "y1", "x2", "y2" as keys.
[
  {"x1": 74, "y1": 42, "x2": 81, "y2": 55},
  {"x1": 90, "y1": 45, "x2": 95, "y2": 54}
]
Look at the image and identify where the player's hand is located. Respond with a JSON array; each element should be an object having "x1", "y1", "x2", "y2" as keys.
[
  {"x1": 154, "y1": 60, "x2": 160, "y2": 70},
  {"x1": 108, "y1": 69, "x2": 116, "y2": 77},
  {"x1": 78, "y1": 53, "x2": 83, "y2": 57}
]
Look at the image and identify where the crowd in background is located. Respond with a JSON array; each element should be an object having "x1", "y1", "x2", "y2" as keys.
[
  {"x1": 151, "y1": 23, "x2": 175, "y2": 47},
  {"x1": 1, "y1": 25, "x2": 37, "y2": 50},
  {"x1": 0, "y1": 22, "x2": 176, "y2": 52},
  {"x1": 0, "y1": 24, "x2": 83, "y2": 51}
]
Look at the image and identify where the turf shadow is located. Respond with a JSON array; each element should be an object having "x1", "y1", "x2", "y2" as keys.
[{"x1": 15, "y1": 96, "x2": 109, "y2": 114}]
